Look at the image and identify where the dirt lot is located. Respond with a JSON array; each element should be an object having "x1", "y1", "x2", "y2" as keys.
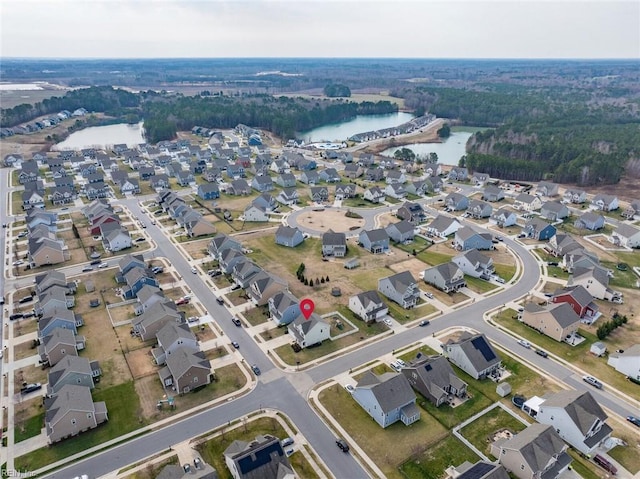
[
  {"x1": 295, "y1": 208, "x2": 366, "y2": 233},
  {"x1": 181, "y1": 238, "x2": 211, "y2": 260},
  {"x1": 126, "y1": 348, "x2": 156, "y2": 379}
]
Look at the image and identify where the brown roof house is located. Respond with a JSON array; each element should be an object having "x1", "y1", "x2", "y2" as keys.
[
  {"x1": 224, "y1": 434, "x2": 295, "y2": 479},
  {"x1": 158, "y1": 346, "x2": 212, "y2": 394},
  {"x1": 491, "y1": 424, "x2": 572, "y2": 479},
  {"x1": 402, "y1": 354, "x2": 467, "y2": 406},
  {"x1": 45, "y1": 384, "x2": 108, "y2": 444},
  {"x1": 519, "y1": 302, "x2": 581, "y2": 342}
]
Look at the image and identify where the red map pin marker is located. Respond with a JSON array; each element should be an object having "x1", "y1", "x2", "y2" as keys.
[{"x1": 300, "y1": 298, "x2": 315, "y2": 320}]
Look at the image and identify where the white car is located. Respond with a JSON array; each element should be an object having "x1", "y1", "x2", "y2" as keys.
[
  {"x1": 517, "y1": 339, "x2": 531, "y2": 348},
  {"x1": 191, "y1": 267, "x2": 198, "y2": 274},
  {"x1": 98, "y1": 262, "x2": 108, "y2": 269},
  {"x1": 12, "y1": 260, "x2": 24, "y2": 266},
  {"x1": 383, "y1": 318, "x2": 393, "y2": 327}
]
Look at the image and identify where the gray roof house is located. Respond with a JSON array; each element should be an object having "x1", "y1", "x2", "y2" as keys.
[
  {"x1": 378, "y1": 271, "x2": 419, "y2": 309},
  {"x1": 535, "y1": 181, "x2": 560, "y2": 197},
  {"x1": 384, "y1": 183, "x2": 407, "y2": 199},
  {"x1": 453, "y1": 249, "x2": 495, "y2": 279},
  {"x1": 208, "y1": 233, "x2": 242, "y2": 261},
  {"x1": 520, "y1": 302, "x2": 581, "y2": 342},
  {"x1": 352, "y1": 371, "x2": 420, "y2": 428},
  {"x1": 454, "y1": 226, "x2": 494, "y2": 251},
  {"x1": 363, "y1": 186, "x2": 386, "y2": 204},
  {"x1": 44, "y1": 384, "x2": 108, "y2": 444},
  {"x1": 574, "y1": 211, "x2": 605, "y2": 231},
  {"x1": 132, "y1": 301, "x2": 183, "y2": 341},
  {"x1": 443, "y1": 332, "x2": 502, "y2": 380},
  {"x1": 402, "y1": 354, "x2": 468, "y2": 406},
  {"x1": 38, "y1": 327, "x2": 79, "y2": 367},
  {"x1": 536, "y1": 390, "x2": 612, "y2": 455},
  {"x1": 335, "y1": 183, "x2": 357, "y2": 199},
  {"x1": 540, "y1": 201, "x2": 569, "y2": 221},
  {"x1": 385, "y1": 220, "x2": 415, "y2": 244},
  {"x1": 422, "y1": 262, "x2": 466, "y2": 293},
  {"x1": 396, "y1": 201, "x2": 427, "y2": 224},
  {"x1": 37, "y1": 309, "x2": 79, "y2": 338},
  {"x1": 451, "y1": 461, "x2": 510, "y2": 479},
  {"x1": 275, "y1": 172, "x2": 297, "y2": 188},
  {"x1": 445, "y1": 192, "x2": 469, "y2": 211},
  {"x1": 219, "y1": 249, "x2": 246, "y2": 275},
  {"x1": 275, "y1": 187, "x2": 299, "y2": 206},
  {"x1": 287, "y1": 313, "x2": 330, "y2": 349},
  {"x1": 158, "y1": 346, "x2": 211, "y2": 394},
  {"x1": 322, "y1": 230, "x2": 346, "y2": 257},
  {"x1": 563, "y1": 189, "x2": 587, "y2": 204},
  {"x1": 491, "y1": 424, "x2": 572, "y2": 479},
  {"x1": 152, "y1": 322, "x2": 198, "y2": 366},
  {"x1": 348, "y1": 290, "x2": 389, "y2": 323},
  {"x1": 468, "y1": 200, "x2": 493, "y2": 219},
  {"x1": 268, "y1": 290, "x2": 299, "y2": 326},
  {"x1": 425, "y1": 215, "x2": 462, "y2": 238},
  {"x1": 47, "y1": 355, "x2": 96, "y2": 394},
  {"x1": 232, "y1": 259, "x2": 263, "y2": 289},
  {"x1": 310, "y1": 186, "x2": 329, "y2": 202},
  {"x1": 490, "y1": 207, "x2": 518, "y2": 228},
  {"x1": 251, "y1": 174, "x2": 274, "y2": 192},
  {"x1": 610, "y1": 223, "x2": 640, "y2": 248},
  {"x1": 223, "y1": 434, "x2": 294, "y2": 479},
  {"x1": 482, "y1": 185, "x2": 506, "y2": 202},
  {"x1": 591, "y1": 194, "x2": 618, "y2": 212},
  {"x1": 247, "y1": 271, "x2": 288, "y2": 306},
  {"x1": 522, "y1": 218, "x2": 556, "y2": 241},
  {"x1": 274, "y1": 225, "x2": 304, "y2": 248},
  {"x1": 359, "y1": 228, "x2": 390, "y2": 254}
]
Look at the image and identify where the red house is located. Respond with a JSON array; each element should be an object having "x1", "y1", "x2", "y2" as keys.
[
  {"x1": 552, "y1": 285, "x2": 599, "y2": 322},
  {"x1": 90, "y1": 214, "x2": 120, "y2": 235}
]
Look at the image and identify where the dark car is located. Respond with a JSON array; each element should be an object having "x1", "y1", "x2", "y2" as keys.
[
  {"x1": 232, "y1": 317, "x2": 242, "y2": 327},
  {"x1": 9, "y1": 313, "x2": 24, "y2": 321},
  {"x1": 90, "y1": 259, "x2": 102, "y2": 265},
  {"x1": 336, "y1": 439, "x2": 350, "y2": 452},
  {"x1": 20, "y1": 383, "x2": 42, "y2": 394},
  {"x1": 18, "y1": 296, "x2": 33, "y2": 304},
  {"x1": 593, "y1": 455, "x2": 617, "y2": 475},
  {"x1": 626, "y1": 416, "x2": 640, "y2": 427},
  {"x1": 251, "y1": 364, "x2": 261, "y2": 376},
  {"x1": 216, "y1": 296, "x2": 225, "y2": 305},
  {"x1": 419, "y1": 320, "x2": 430, "y2": 327},
  {"x1": 535, "y1": 349, "x2": 548, "y2": 358}
]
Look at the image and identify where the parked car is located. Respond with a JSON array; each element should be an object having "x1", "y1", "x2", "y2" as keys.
[
  {"x1": 182, "y1": 464, "x2": 191, "y2": 474},
  {"x1": 345, "y1": 384, "x2": 355, "y2": 393},
  {"x1": 193, "y1": 458, "x2": 202, "y2": 470},
  {"x1": 9, "y1": 313, "x2": 24, "y2": 321},
  {"x1": 90, "y1": 259, "x2": 102, "y2": 265},
  {"x1": 12, "y1": 260, "x2": 24, "y2": 266},
  {"x1": 390, "y1": 362, "x2": 401, "y2": 372},
  {"x1": 151, "y1": 266, "x2": 164, "y2": 274},
  {"x1": 20, "y1": 383, "x2": 42, "y2": 394},
  {"x1": 593, "y1": 454, "x2": 617, "y2": 475},
  {"x1": 17, "y1": 231, "x2": 28, "y2": 238},
  {"x1": 98, "y1": 262, "x2": 108, "y2": 269},
  {"x1": 18, "y1": 295, "x2": 33, "y2": 304},
  {"x1": 424, "y1": 291, "x2": 434, "y2": 299},
  {"x1": 191, "y1": 267, "x2": 198, "y2": 274},
  {"x1": 281, "y1": 437, "x2": 294, "y2": 447},
  {"x1": 207, "y1": 269, "x2": 222, "y2": 277},
  {"x1": 583, "y1": 375, "x2": 603, "y2": 389},
  {"x1": 81, "y1": 266, "x2": 93, "y2": 272},
  {"x1": 419, "y1": 320, "x2": 430, "y2": 327},
  {"x1": 231, "y1": 341, "x2": 240, "y2": 349},
  {"x1": 135, "y1": 237, "x2": 146, "y2": 243},
  {"x1": 383, "y1": 318, "x2": 393, "y2": 327},
  {"x1": 535, "y1": 349, "x2": 548, "y2": 358},
  {"x1": 232, "y1": 317, "x2": 242, "y2": 327},
  {"x1": 216, "y1": 296, "x2": 225, "y2": 305},
  {"x1": 517, "y1": 339, "x2": 531, "y2": 348},
  {"x1": 251, "y1": 364, "x2": 261, "y2": 376},
  {"x1": 176, "y1": 298, "x2": 190, "y2": 306},
  {"x1": 626, "y1": 416, "x2": 640, "y2": 427},
  {"x1": 187, "y1": 316, "x2": 199, "y2": 323},
  {"x1": 336, "y1": 439, "x2": 350, "y2": 453}
]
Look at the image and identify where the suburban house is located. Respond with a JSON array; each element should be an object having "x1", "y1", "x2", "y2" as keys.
[
  {"x1": 574, "y1": 211, "x2": 605, "y2": 231},
  {"x1": 567, "y1": 265, "x2": 622, "y2": 301},
  {"x1": 454, "y1": 227, "x2": 494, "y2": 251},
  {"x1": 364, "y1": 167, "x2": 384, "y2": 182},
  {"x1": 243, "y1": 203, "x2": 270, "y2": 222},
  {"x1": 384, "y1": 183, "x2": 407, "y2": 199},
  {"x1": 219, "y1": 249, "x2": 246, "y2": 275},
  {"x1": 132, "y1": 302, "x2": 183, "y2": 341},
  {"x1": 196, "y1": 183, "x2": 220, "y2": 200},
  {"x1": 149, "y1": 174, "x2": 170, "y2": 190},
  {"x1": 449, "y1": 461, "x2": 510, "y2": 479},
  {"x1": 591, "y1": 194, "x2": 618, "y2": 212},
  {"x1": 121, "y1": 267, "x2": 159, "y2": 300},
  {"x1": 621, "y1": 200, "x2": 640, "y2": 220},
  {"x1": 268, "y1": 290, "x2": 300, "y2": 326},
  {"x1": 47, "y1": 355, "x2": 96, "y2": 394},
  {"x1": 396, "y1": 201, "x2": 427, "y2": 224},
  {"x1": 335, "y1": 183, "x2": 357, "y2": 199},
  {"x1": 385, "y1": 169, "x2": 406, "y2": 184},
  {"x1": 275, "y1": 173, "x2": 297, "y2": 188},
  {"x1": 322, "y1": 230, "x2": 346, "y2": 257},
  {"x1": 514, "y1": 193, "x2": 542, "y2": 212},
  {"x1": 491, "y1": 424, "x2": 572, "y2": 479},
  {"x1": 546, "y1": 233, "x2": 583, "y2": 258},
  {"x1": 228, "y1": 179, "x2": 251, "y2": 195},
  {"x1": 607, "y1": 344, "x2": 640, "y2": 381},
  {"x1": 445, "y1": 192, "x2": 469, "y2": 211},
  {"x1": 310, "y1": 186, "x2": 329, "y2": 203},
  {"x1": 535, "y1": 182, "x2": 560, "y2": 197},
  {"x1": 319, "y1": 167, "x2": 341, "y2": 183},
  {"x1": 134, "y1": 285, "x2": 168, "y2": 315},
  {"x1": 223, "y1": 434, "x2": 294, "y2": 479},
  {"x1": 490, "y1": 207, "x2": 518, "y2": 228},
  {"x1": 158, "y1": 346, "x2": 212, "y2": 394},
  {"x1": 251, "y1": 175, "x2": 274, "y2": 193},
  {"x1": 540, "y1": 201, "x2": 569, "y2": 221},
  {"x1": 343, "y1": 163, "x2": 363, "y2": 178},
  {"x1": 36, "y1": 284, "x2": 75, "y2": 316},
  {"x1": 406, "y1": 178, "x2": 434, "y2": 196},
  {"x1": 208, "y1": 233, "x2": 242, "y2": 261},
  {"x1": 453, "y1": 249, "x2": 495, "y2": 279},
  {"x1": 610, "y1": 223, "x2": 640, "y2": 248},
  {"x1": 519, "y1": 302, "x2": 581, "y2": 342},
  {"x1": 247, "y1": 270, "x2": 288, "y2": 306},
  {"x1": 551, "y1": 286, "x2": 599, "y2": 322},
  {"x1": 359, "y1": 228, "x2": 390, "y2": 254},
  {"x1": 363, "y1": 186, "x2": 386, "y2": 204},
  {"x1": 378, "y1": 271, "x2": 419, "y2": 309},
  {"x1": 44, "y1": 384, "x2": 108, "y2": 444},
  {"x1": 37, "y1": 309, "x2": 80, "y2": 338},
  {"x1": 287, "y1": 313, "x2": 330, "y2": 348},
  {"x1": 385, "y1": 220, "x2": 415, "y2": 244},
  {"x1": 300, "y1": 170, "x2": 320, "y2": 185},
  {"x1": 535, "y1": 390, "x2": 612, "y2": 455},
  {"x1": 26, "y1": 210, "x2": 57, "y2": 231},
  {"x1": 448, "y1": 167, "x2": 469, "y2": 181},
  {"x1": 423, "y1": 262, "x2": 466, "y2": 293},
  {"x1": 232, "y1": 259, "x2": 263, "y2": 289},
  {"x1": 425, "y1": 215, "x2": 462, "y2": 238},
  {"x1": 352, "y1": 371, "x2": 420, "y2": 428},
  {"x1": 467, "y1": 200, "x2": 493, "y2": 219},
  {"x1": 402, "y1": 354, "x2": 467, "y2": 407},
  {"x1": 522, "y1": 218, "x2": 556, "y2": 241},
  {"x1": 28, "y1": 236, "x2": 67, "y2": 268},
  {"x1": 22, "y1": 187, "x2": 45, "y2": 210},
  {"x1": 563, "y1": 189, "x2": 587, "y2": 204},
  {"x1": 274, "y1": 225, "x2": 304, "y2": 248},
  {"x1": 275, "y1": 187, "x2": 299, "y2": 206},
  {"x1": 443, "y1": 332, "x2": 502, "y2": 380},
  {"x1": 482, "y1": 185, "x2": 505, "y2": 202},
  {"x1": 35, "y1": 270, "x2": 72, "y2": 295},
  {"x1": 38, "y1": 327, "x2": 80, "y2": 367},
  {"x1": 471, "y1": 172, "x2": 490, "y2": 185},
  {"x1": 348, "y1": 290, "x2": 389, "y2": 323},
  {"x1": 152, "y1": 322, "x2": 198, "y2": 366}
]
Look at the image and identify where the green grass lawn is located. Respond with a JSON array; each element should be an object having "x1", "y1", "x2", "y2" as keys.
[
  {"x1": 15, "y1": 381, "x2": 142, "y2": 470},
  {"x1": 421, "y1": 387, "x2": 494, "y2": 430},
  {"x1": 601, "y1": 260, "x2": 639, "y2": 289},
  {"x1": 492, "y1": 263, "x2": 518, "y2": 282},
  {"x1": 398, "y1": 434, "x2": 479, "y2": 479},
  {"x1": 319, "y1": 384, "x2": 449, "y2": 479},
  {"x1": 567, "y1": 450, "x2": 603, "y2": 479},
  {"x1": 465, "y1": 276, "x2": 498, "y2": 294},
  {"x1": 196, "y1": 416, "x2": 318, "y2": 479},
  {"x1": 415, "y1": 248, "x2": 454, "y2": 267},
  {"x1": 608, "y1": 439, "x2": 640, "y2": 473},
  {"x1": 14, "y1": 413, "x2": 44, "y2": 443},
  {"x1": 342, "y1": 197, "x2": 378, "y2": 208},
  {"x1": 387, "y1": 298, "x2": 436, "y2": 323},
  {"x1": 243, "y1": 306, "x2": 271, "y2": 327},
  {"x1": 458, "y1": 406, "x2": 527, "y2": 457}
]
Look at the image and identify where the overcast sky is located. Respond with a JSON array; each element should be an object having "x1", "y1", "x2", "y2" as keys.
[{"x1": 1, "y1": 0, "x2": 639, "y2": 59}]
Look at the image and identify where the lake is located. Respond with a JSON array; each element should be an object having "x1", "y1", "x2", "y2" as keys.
[
  {"x1": 53, "y1": 122, "x2": 145, "y2": 150},
  {"x1": 381, "y1": 130, "x2": 474, "y2": 166},
  {"x1": 297, "y1": 112, "x2": 415, "y2": 143}
]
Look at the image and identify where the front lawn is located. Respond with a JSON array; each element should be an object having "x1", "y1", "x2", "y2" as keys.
[
  {"x1": 399, "y1": 434, "x2": 479, "y2": 479},
  {"x1": 14, "y1": 413, "x2": 44, "y2": 443},
  {"x1": 465, "y1": 276, "x2": 498, "y2": 294},
  {"x1": 609, "y1": 442, "x2": 640, "y2": 474}
]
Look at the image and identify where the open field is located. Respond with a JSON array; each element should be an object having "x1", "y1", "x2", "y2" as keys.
[
  {"x1": 458, "y1": 406, "x2": 527, "y2": 458},
  {"x1": 399, "y1": 434, "x2": 479, "y2": 479}
]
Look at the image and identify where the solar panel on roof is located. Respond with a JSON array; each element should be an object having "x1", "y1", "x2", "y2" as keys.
[
  {"x1": 459, "y1": 462, "x2": 495, "y2": 479},
  {"x1": 425, "y1": 364, "x2": 432, "y2": 371},
  {"x1": 237, "y1": 441, "x2": 283, "y2": 474},
  {"x1": 471, "y1": 336, "x2": 496, "y2": 362}
]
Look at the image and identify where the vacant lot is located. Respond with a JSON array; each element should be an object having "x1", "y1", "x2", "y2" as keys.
[
  {"x1": 296, "y1": 208, "x2": 366, "y2": 233},
  {"x1": 459, "y1": 406, "x2": 527, "y2": 458}
]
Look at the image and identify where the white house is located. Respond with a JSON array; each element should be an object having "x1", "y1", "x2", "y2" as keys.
[
  {"x1": 610, "y1": 223, "x2": 640, "y2": 248},
  {"x1": 607, "y1": 344, "x2": 640, "y2": 381},
  {"x1": 348, "y1": 290, "x2": 389, "y2": 323},
  {"x1": 287, "y1": 313, "x2": 330, "y2": 348}
]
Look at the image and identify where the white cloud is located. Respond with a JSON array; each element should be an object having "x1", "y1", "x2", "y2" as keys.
[{"x1": 1, "y1": 0, "x2": 638, "y2": 58}]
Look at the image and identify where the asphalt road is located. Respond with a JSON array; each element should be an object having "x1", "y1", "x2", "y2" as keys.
[{"x1": 10, "y1": 194, "x2": 637, "y2": 479}]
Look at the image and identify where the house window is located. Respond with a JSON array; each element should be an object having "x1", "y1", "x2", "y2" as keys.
[
  {"x1": 77, "y1": 378, "x2": 82, "y2": 383},
  {"x1": 71, "y1": 418, "x2": 76, "y2": 425},
  {"x1": 87, "y1": 413, "x2": 92, "y2": 419},
  {"x1": 193, "y1": 376, "x2": 198, "y2": 383},
  {"x1": 520, "y1": 465, "x2": 525, "y2": 470}
]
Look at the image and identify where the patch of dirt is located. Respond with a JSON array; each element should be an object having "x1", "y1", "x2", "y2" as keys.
[
  {"x1": 296, "y1": 208, "x2": 366, "y2": 234},
  {"x1": 388, "y1": 258, "x2": 428, "y2": 279},
  {"x1": 126, "y1": 348, "x2": 156, "y2": 379}
]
